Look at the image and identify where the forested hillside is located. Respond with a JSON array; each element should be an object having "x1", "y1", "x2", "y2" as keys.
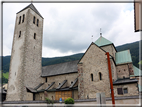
[{"x1": 1, "y1": 40, "x2": 141, "y2": 84}]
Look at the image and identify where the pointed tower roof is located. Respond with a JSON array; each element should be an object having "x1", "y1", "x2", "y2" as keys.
[
  {"x1": 94, "y1": 36, "x2": 113, "y2": 47},
  {"x1": 17, "y1": 3, "x2": 43, "y2": 18}
]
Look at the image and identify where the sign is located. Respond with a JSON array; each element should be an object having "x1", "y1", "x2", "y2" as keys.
[{"x1": 59, "y1": 98, "x2": 62, "y2": 103}]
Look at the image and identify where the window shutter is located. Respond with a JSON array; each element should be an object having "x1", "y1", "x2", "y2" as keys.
[{"x1": 117, "y1": 88, "x2": 123, "y2": 95}]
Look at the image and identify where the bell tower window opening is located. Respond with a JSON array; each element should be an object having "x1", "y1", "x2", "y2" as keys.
[
  {"x1": 33, "y1": 16, "x2": 35, "y2": 24},
  {"x1": 37, "y1": 19, "x2": 39, "y2": 26},
  {"x1": 22, "y1": 14, "x2": 25, "y2": 23},
  {"x1": 91, "y1": 74, "x2": 93, "y2": 81},
  {"x1": 19, "y1": 31, "x2": 21, "y2": 38},
  {"x1": 19, "y1": 16, "x2": 21, "y2": 24},
  {"x1": 99, "y1": 72, "x2": 102, "y2": 80},
  {"x1": 34, "y1": 33, "x2": 36, "y2": 39}
]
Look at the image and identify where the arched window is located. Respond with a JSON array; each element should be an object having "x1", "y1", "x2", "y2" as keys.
[
  {"x1": 19, "y1": 16, "x2": 21, "y2": 24},
  {"x1": 33, "y1": 16, "x2": 35, "y2": 24},
  {"x1": 91, "y1": 74, "x2": 93, "y2": 81},
  {"x1": 22, "y1": 14, "x2": 25, "y2": 23},
  {"x1": 99, "y1": 72, "x2": 102, "y2": 80},
  {"x1": 34, "y1": 33, "x2": 36, "y2": 39},
  {"x1": 37, "y1": 19, "x2": 39, "y2": 26},
  {"x1": 19, "y1": 31, "x2": 21, "y2": 38}
]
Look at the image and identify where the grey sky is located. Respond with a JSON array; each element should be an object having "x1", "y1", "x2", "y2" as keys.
[{"x1": 3, "y1": 2, "x2": 140, "y2": 58}]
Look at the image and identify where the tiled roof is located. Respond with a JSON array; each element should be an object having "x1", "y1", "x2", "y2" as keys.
[
  {"x1": 138, "y1": 84, "x2": 142, "y2": 92},
  {"x1": 45, "y1": 82, "x2": 55, "y2": 91},
  {"x1": 34, "y1": 83, "x2": 44, "y2": 90},
  {"x1": 130, "y1": 66, "x2": 142, "y2": 77},
  {"x1": 42, "y1": 60, "x2": 78, "y2": 77},
  {"x1": 56, "y1": 80, "x2": 67, "y2": 89},
  {"x1": 115, "y1": 50, "x2": 132, "y2": 65},
  {"x1": 17, "y1": 3, "x2": 43, "y2": 18},
  {"x1": 94, "y1": 36, "x2": 113, "y2": 47},
  {"x1": 26, "y1": 87, "x2": 37, "y2": 93},
  {"x1": 69, "y1": 78, "x2": 78, "y2": 88},
  {"x1": 113, "y1": 78, "x2": 138, "y2": 85}
]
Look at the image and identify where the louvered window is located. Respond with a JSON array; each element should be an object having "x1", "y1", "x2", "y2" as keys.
[{"x1": 117, "y1": 88, "x2": 123, "y2": 95}]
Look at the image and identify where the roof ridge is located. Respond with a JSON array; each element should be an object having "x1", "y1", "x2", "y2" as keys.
[
  {"x1": 42, "y1": 60, "x2": 79, "y2": 67},
  {"x1": 17, "y1": 3, "x2": 43, "y2": 18},
  {"x1": 94, "y1": 36, "x2": 113, "y2": 47},
  {"x1": 116, "y1": 49, "x2": 130, "y2": 53}
]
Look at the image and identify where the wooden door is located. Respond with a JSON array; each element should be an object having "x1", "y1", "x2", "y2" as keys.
[{"x1": 55, "y1": 91, "x2": 72, "y2": 100}]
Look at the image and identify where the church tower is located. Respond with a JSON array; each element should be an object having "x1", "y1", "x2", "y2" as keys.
[{"x1": 6, "y1": 3, "x2": 44, "y2": 101}]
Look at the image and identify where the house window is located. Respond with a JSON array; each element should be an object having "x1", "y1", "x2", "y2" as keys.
[
  {"x1": 19, "y1": 31, "x2": 21, "y2": 38},
  {"x1": 45, "y1": 78, "x2": 47, "y2": 82},
  {"x1": 37, "y1": 19, "x2": 39, "y2": 26},
  {"x1": 34, "y1": 33, "x2": 36, "y2": 39},
  {"x1": 117, "y1": 88, "x2": 123, "y2": 95},
  {"x1": 123, "y1": 88, "x2": 128, "y2": 94},
  {"x1": 19, "y1": 16, "x2": 21, "y2": 24},
  {"x1": 22, "y1": 14, "x2": 25, "y2": 23},
  {"x1": 99, "y1": 72, "x2": 102, "y2": 80},
  {"x1": 33, "y1": 16, "x2": 35, "y2": 24},
  {"x1": 91, "y1": 74, "x2": 93, "y2": 81}
]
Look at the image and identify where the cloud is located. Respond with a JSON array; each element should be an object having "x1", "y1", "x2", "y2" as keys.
[{"x1": 3, "y1": 3, "x2": 140, "y2": 57}]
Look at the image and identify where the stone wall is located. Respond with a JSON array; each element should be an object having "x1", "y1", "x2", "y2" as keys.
[
  {"x1": 101, "y1": 45, "x2": 116, "y2": 60},
  {"x1": 6, "y1": 8, "x2": 29, "y2": 101},
  {"x1": 6, "y1": 7, "x2": 43, "y2": 101},
  {"x1": 128, "y1": 63, "x2": 134, "y2": 75},
  {"x1": 42, "y1": 73, "x2": 78, "y2": 90},
  {"x1": 78, "y1": 43, "x2": 111, "y2": 99},
  {"x1": 110, "y1": 59, "x2": 117, "y2": 81},
  {"x1": 26, "y1": 92, "x2": 33, "y2": 101},
  {"x1": 116, "y1": 64, "x2": 131, "y2": 79},
  {"x1": 113, "y1": 83, "x2": 138, "y2": 97},
  {"x1": 73, "y1": 90, "x2": 78, "y2": 100}
]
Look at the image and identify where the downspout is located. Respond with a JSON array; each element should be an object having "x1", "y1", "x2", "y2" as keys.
[{"x1": 105, "y1": 52, "x2": 115, "y2": 106}]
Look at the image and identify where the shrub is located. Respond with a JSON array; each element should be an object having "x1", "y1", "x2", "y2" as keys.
[
  {"x1": 45, "y1": 98, "x2": 54, "y2": 104},
  {"x1": 64, "y1": 97, "x2": 74, "y2": 104}
]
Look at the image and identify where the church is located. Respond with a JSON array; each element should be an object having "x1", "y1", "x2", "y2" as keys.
[{"x1": 6, "y1": 3, "x2": 141, "y2": 101}]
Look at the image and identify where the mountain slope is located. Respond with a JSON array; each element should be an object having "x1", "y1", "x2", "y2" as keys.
[{"x1": 1, "y1": 40, "x2": 141, "y2": 84}]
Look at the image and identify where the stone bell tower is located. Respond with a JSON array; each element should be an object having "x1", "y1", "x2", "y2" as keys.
[{"x1": 6, "y1": 3, "x2": 44, "y2": 101}]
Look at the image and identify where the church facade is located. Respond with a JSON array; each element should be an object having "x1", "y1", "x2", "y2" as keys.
[{"x1": 6, "y1": 4, "x2": 141, "y2": 101}]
